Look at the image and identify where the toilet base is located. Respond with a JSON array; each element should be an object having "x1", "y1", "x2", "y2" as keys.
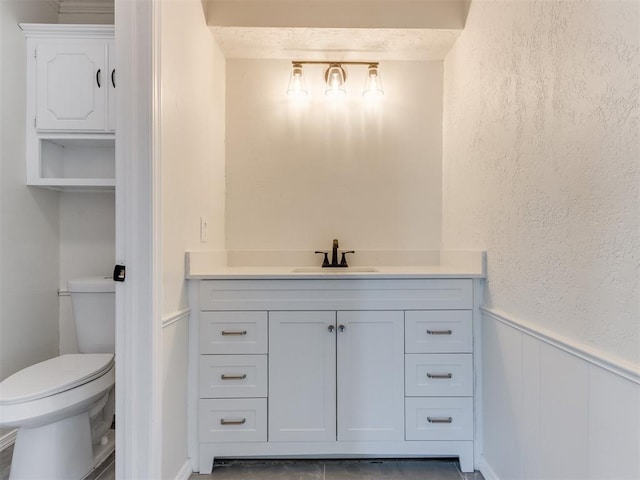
[
  {"x1": 9, "y1": 411, "x2": 110, "y2": 480},
  {"x1": 92, "y1": 428, "x2": 116, "y2": 473}
]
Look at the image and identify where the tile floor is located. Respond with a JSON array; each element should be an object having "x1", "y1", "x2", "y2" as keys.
[
  {"x1": 0, "y1": 446, "x2": 115, "y2": 480},
  {"x1": 195, "y1": 459, "x2": 485, "y2": 480},
  {"x1": 2, "y1": 446, "x2": 484, "y2": 480}
]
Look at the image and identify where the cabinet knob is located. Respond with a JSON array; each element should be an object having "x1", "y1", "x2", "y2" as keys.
[
  {"x1": 338, "y1": 324, "x2": 346, "y2": 332},
  {"x1": 328, "y1": 325, "x2": 335, "y2": 333}
]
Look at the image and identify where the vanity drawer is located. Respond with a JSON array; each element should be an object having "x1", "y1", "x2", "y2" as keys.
[
  {"x1": 199, "y1": 355, "x2": 267, "y2": 398},
  {"x1": 199, "y1": 398, "x2": 267, "y2": 443},
  {"x1": 405, "y1": 311, "x2": 472, "y2": 353},
  {"x1": 200, "y1": 311, "x2": 267, "y2": 354},
  {"x1": 405, "y1": 354, "x2": 472, "y2": 397},
  {"x1": 405, "y1": 397, "x2": 473, "y2": 441}
]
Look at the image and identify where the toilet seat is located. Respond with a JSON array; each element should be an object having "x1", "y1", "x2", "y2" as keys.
[{"x1": 0, "y1": 354, "x2": 114, "y2": 405}]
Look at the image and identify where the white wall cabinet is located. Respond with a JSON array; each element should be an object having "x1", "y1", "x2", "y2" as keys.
[
  {"x1": 190, "y1": 278, "x2": 480, "y2": 474},
  {"x1": 21, "y1": 24, "x2": 115, "y2": 190},
  {"x1": 34, "y1": 39, "x2": 115, "y2": 132}
]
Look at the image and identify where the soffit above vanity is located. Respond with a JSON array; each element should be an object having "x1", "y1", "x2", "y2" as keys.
[{"x1": 206, "y1": 0, "x2": 470, "y2": 60}]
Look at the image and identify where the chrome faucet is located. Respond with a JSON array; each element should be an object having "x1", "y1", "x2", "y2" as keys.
[{"x1": 315, "y1": 239, "x2": 354, "y2": 268}]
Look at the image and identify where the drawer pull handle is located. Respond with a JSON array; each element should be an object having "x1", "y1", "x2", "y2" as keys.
[
  {"x1": 221, "y1": 330, "x2": 247, "y2": 336},
  {"x1": 220, "y1": 374, "x2": 247, "y2": 380},
  {"x1": 220, "y1": 418, "x2": 246, "y2": 425},
  {"x1": 427, "y1": 373, "x2": 453, "y2": 379},
  {"x1": 426, "y1": 329, "x2": 452, "y2": 335},
  {"x1": 427, "y1": 417, "x2": 453, "y2": 424}
]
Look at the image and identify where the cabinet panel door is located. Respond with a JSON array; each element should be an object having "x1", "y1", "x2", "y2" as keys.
[
  {"x1": 36, "y1": 41, "x2": 107, "y2": 131},
  {"x1": 337, "y1": 311, "x2": 404, "y2": 442},
  {"x1": 269, "y1": 311, "x2": 336, "y2": 442}
]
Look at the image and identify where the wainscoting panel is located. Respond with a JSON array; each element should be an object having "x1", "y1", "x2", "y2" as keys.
[{"x1": 480, "y1": 308, "x2": 640, "y2": 480}]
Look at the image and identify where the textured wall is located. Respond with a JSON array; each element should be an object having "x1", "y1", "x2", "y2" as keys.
[
  {"x1": 443, "y1": 0, "x2": 639, "y2": 365},
  {"x1": 226, "y1": 59, "x2": 443, "y2": 252}
]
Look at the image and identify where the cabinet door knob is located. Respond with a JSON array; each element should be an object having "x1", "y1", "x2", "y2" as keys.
[
  {"x1": 328, "y1": 325, "x2": 335, "y2": 333},
  {"x1": 338, "y1": 324, "x2": 346, "y2": 332},
  {"x1": 111, "y1": 69, "x2": 116, "y2": 88},
  {"x1": 96, "y1": 68, "x2": 101, "y2": 88}
]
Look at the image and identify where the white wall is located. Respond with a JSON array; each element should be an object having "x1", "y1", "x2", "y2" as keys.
[
  {"x1": 226, "y1": 60, "x2": 443, "y2": 252},
  {"x1": 59, "y1": 192, "x2": 115, "y2": 353},
  {"x1": 159, "y1": 0, "x2": 226, "y2": 477},
  {"x1": 0, "y1": 1, "x2": 60, "y2": 381},
  {"x1": 442, "y1": 0, "x2": 639, "y2": 478}
]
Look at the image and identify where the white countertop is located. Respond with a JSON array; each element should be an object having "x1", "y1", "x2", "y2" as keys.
[{"x1": 185, "y1": 250, "x2": 486, "y2": 280}]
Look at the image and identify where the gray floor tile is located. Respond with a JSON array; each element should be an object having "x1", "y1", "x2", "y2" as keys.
[
  {"x1": 324, "y1": 459, "x2": 461, "y2": 480},
  {"x1": 189, "y1": 459, "x2": 485, "y2": 480},
  {"x1": 206, "y1": 460, "x2": 324, "y2": 480},
  {"x1": 0, "y1": 445, "x2": 12, "y2": 480}
]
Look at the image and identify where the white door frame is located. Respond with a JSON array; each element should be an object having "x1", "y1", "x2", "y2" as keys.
[{"x1": 114, "y1": 0, "x2": 162, "y2": 477}]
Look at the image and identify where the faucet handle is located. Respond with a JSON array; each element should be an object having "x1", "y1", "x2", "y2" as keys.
[
  {"x1": 315, "y1": 251, "x2": 330, "y2": 267},
  {"x1": 340, "y1": 251, "x2": 355, "y2": 267}
]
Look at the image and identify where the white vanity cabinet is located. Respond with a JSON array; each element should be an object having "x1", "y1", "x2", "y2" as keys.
[
  {"x1": 269, "y1": 310, "x2": 404, "y2": 443},
  {"x1": 190, "y1": 278, "x2": 480, "y2": 474},
  {"x1": 21, "y1": 24, "x2": 115, "y2": 189}
]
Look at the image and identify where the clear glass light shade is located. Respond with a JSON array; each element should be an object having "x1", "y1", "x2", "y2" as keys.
[
  {"x1": 287, "y1": 64, "x2": 308, "y2": 97},
  {"x1": 363, "y1": 64, "x2": 384, "y2": 97},
  {"x1": 324, "y1": 64, "x2": 347, "y2": 97}
]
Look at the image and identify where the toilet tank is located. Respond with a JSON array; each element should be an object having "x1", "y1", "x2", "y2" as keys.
[{"x1": 68, "y1": 276, "x2": 115, "y2": 353}]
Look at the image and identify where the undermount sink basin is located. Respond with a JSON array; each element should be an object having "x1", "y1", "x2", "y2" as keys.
[{"x1": 291, "y1": 267, "x2": 379, "y2": 273}]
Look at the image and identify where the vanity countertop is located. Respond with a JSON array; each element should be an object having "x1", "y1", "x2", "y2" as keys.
[
  {"x1": 185, "y1": 250, "x2": 486, "y2": 280},
  {"x1": 186, "y1": 266, "x2": 484, "y2": 280}
]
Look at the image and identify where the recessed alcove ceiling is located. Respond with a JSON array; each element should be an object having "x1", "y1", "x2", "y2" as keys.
[
  {"x1": 206, "y1": 0, "x2": 470, "y2": 61},
  {"x1": 210, "y1": 27, "x2": 462, "y2": 61}
]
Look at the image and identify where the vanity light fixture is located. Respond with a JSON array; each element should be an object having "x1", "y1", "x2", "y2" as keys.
[{"x1": 287, "y1": 61, "x2": 383, "y2": 97}]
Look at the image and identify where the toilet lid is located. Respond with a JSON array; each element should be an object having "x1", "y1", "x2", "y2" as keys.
[{"x1": 0, "y1": 353, "x2": 114, "y2": 405}]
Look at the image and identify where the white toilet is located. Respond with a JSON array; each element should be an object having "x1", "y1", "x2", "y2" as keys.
[{"x1": 0, "y1": 276, "x2": 115, "y2": 480}]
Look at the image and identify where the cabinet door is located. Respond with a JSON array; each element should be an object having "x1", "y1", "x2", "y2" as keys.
[
  {"x1": 269, "y1": 311, "x2": 336, "y2": 442},
  {"x1": 337, "y1": 311, "x2": 404, "y2": 441},
  {"x1": 36, "y1": 40, "x2": 107, "y2": 131}
]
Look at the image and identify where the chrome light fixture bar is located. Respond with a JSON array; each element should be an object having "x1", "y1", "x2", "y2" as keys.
[{"x1": 287, "y1": 61, "x2": 383, "y2": 97}]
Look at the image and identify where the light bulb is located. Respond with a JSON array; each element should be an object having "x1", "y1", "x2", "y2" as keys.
[
  {"x1": 324, "y1": 64, "x2": 347, "y2": 97},
  {"x1": 363, "y1": 64, "x2": 384, "y2": 98},
  {"x1": 287, "y1": 63, "x2": 308, "y2": 97}
]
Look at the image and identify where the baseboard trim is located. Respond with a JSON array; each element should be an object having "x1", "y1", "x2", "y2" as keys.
[
  {"x1": 162, "y1": 307, "x2": 191, "y2": 329},
  {"x1": 174, "y1": 459, "x2": 193, "y2": 480},
  {"x1": 481, "y1": 307, "x2": 640, "y2": 385},
  {"x1": 0, "y1": 429, "x2": 16, "y2": 451},
  {"x1": 477, "y1": 457, "x2": 499, "y2": 480}
]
